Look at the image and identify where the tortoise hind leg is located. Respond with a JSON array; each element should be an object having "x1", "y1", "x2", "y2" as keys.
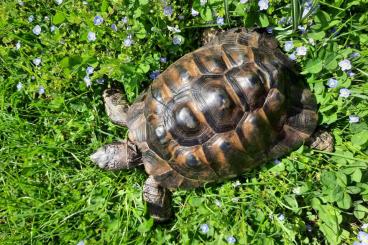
[
  {"x1": 143, "y1": 176, "x2": 172, "y2": 222},
  {"x1": 90, "y1": 140, "x2": 142, "y2": 170},
  {"x1": 103, "y1": 89, "x2": 129, "y2": 126}
]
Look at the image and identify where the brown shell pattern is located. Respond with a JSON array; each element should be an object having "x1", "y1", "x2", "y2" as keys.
[{"x1": 127, "y1": 28, "x2": 318, "y2": 189}]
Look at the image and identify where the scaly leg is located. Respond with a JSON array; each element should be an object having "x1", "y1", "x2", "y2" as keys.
[
  {"x1": 307, "y1": 129, "x2": 334, "y2": 152},
  {"x1": 103, "y1": 89, "x2": 129, "y2": 126},
  {"x1": 143, "y1": 176, "x2": 172, "y2": 222},
  {"x1": 90, "y1": 140, "x2": 141, "y2": 170}
]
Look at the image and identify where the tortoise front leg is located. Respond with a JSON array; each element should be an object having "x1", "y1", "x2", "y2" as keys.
[
  {"x1": 103, "y1": 89, "x2": 129, "y2": 127},
  {"x1": 90, "y1": 140, "x2": 142, "y2": 170},
  {"x1": 143, "y1": 176, "x2": 172, "y2": 222}
]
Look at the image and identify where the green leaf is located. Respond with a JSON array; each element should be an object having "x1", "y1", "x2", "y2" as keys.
[
  {"x1": 307, "y1": 31, "x2": 325, "y2": 41},
  {"x1": 137, "y1": 219, "x2": 154, "y2": 233},
  {"x1": 283, "y1": 195, "x2": 299, "y2": 211},
  {"x1": 53, "y1": 12, "x2": 66, "y2": 25},
  {"x1": 291, "y1": 0, "x2": 301, "y2": 32},
  {"x1": 138, "y1": 63, "x2": 150, "y2": 73},
  {"x1": 351, "y1": 130, "x2": 368, "y2": 146},
  {"x1": 354, "y1": 204, "x2": 368, "y2": 219},
  {"x1": 139, "y1": 0, "x2": 149, "y2": 5},
  {"x1": 302, "y1": 59, "x2": 323, "y2": 74},
  {"x1": 258, "y1": 13, "x2": 269, "y2": 27},
  {"x1": 337, "y1": 193, "x2": 352, "y2": 209},
  {"x1": 351, "y1": 169, "x2": 362, "y2": 182}
]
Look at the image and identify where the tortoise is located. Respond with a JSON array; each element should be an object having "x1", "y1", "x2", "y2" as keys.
[{"x1": 91, "y1": 28, "x2": 333, "y2": 221}]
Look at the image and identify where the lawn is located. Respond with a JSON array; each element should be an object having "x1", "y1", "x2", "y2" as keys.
[{"x1": 0, "y1": 0, "x2": 368, "y2": 244}]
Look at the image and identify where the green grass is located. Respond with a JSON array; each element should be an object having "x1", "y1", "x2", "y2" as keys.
[{"x1": 1, "y1": 0, "x2": 368, "y2": 244}]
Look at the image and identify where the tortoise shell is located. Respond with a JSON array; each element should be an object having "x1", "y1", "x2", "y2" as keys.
[{"x1": 126, "y1": 28, "x2": 318, "y2": 189}]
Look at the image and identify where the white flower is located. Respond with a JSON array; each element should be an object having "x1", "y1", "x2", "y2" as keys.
[
  {"x1": 231, "y1": 197, "x2": 239, "y2": 203},
  {"x1": 348, "y1": 115, "x2": 359, "y2": 123},
  {"x1": 298, "y1": 25, "x2": 306, "y2": 33},
  {"x1": 240, "y1": 0, "x2": 248, "y2": 3},
  {"x1": 347, "y1": 71, "x2": 355, "y2": 77},
  {"x1": 76, "y1": 240, "x2": 85, "y2": 245},
  {"x1": 339, "y1": 59, "x2": 352, "y2": 71},
  {"x1": 200, "y1": 0, "x2": 207, "y2": 6},
  {"x1": 167, "y1": 26, "x2": 181, "y2": 33},
  {"x1": 17, "y1": 82, "x2": 23, "y2": 91},
  {"x1": 362, "y1": 224, "x2": 368, "y2": 229},
  {"x1": 191, "y1": 8, "x2": 199, "y2": 17},
  {"x1": 327, "y1": 78, "x2": 338, "y2": 88},
  {"x1": 84, "y1": 76, "x2": 91, "y2": 87},
  {"x1": 200, "y1": 224, "x2": 209, "y2": 233},
  {"x1": 284, "y1": 41, "x2": 294, "y2": 52},
  {"x1": 55, "y1": 0, "x2": 63, "y2": 5},
  {"x1": 258, "y1": 0, "x2": 269, "y2": 10},
  {"x1": 308, "y1": 38, "x2": 315, "y2": 46},
  {"x1": 50, "y1": 25, "x2": 56, "y2": 32},
  {"x1": 18, "y1": 0, "x2": 24, "y2": 6},
  {"x1": 339, "y1": 88, "x2": 351, "y2": 98},
  {"x1": 296, "y1": 46, "x2": 307, "y2": 56},
  {"x1": 121, "y1": 16, "x2": 128, "y2": 24},
  {"x1": 28, "y1": 15, "x2": 34, "y2": 22},
  {"x1": 292, "y1": 187, "x2": 301, "y2": 195},
  {"x1": 214, "y1": 199, "x2": 222, "y2": 207},
  {"x1": 16, "y1": 41, "x2": 21, "y2": 50},
  {"x1": 33, "y1": 25, "x2": 41, "y2": 35},
  {"x1": 33, "y1": 57, "x2": 42, "y2": 66},
  {"x1": 87, "y1": 31, "x2": 96, "y2": 42},
  {"x1": 86, "y1": 66, "x2": 94, "y2": 75},
  {"x1": 232, "y1": 180, "x2": 241, "y2": 187}
]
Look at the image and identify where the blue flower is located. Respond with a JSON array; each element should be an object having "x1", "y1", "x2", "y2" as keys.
[
  {"x1": 86, "y1": 66, "x2": 94, "y2": 75},
  {"x1": 84, "y1": 76, "x2": 91, "y2": 87},
  {"x1": 357, "y1": 231, "x2": 368, "y2": 243},
  {"x1": 327, "y1": 78, "x2": 338, "y2": 88},
  {"x1": 96, "y1": 78, "x2": 105, "y2": 84},
  {"x1": 191, "y1": 8, "x2": 199, "y2": 17},
  {"x1": 39, "y1": 86, "x2": 45, "y2": 95},
  {"x1": 258, "y1": 0, "x2": 269, "y2": 10},
  {"x1": 94, "y1": 15, "x2": 104, "y2": 26},
  {"x1": 350, "y1": 52, "x2": 360, "y2": 59},
  {"x1": 33, "y1": 57, "x2": 42, "y2": 66},
  {"x1": 296, "y1": 46, "x2": 307, "y2": 56},
  {"x1": 163, "y1": 5, "x2": 173, "y2": 16},
  {"x1": 123, "y1": 36, "x2": 133, "y2": 47},
  {"x1": 289, "y1": 52, "x2": 296, "y2": 61},
  {"x1": 33, "y1": 25, "x2": 41, "y2": 35},
  {"x1": 150, "y1": 70, "x2": 160, "y2": 80},
  {"x1": 50, "y1": 25, "x2": 56, "y2": 32},
  {"x1": 273, "y1": 159, "x2": 281, "y2": 165},
  {"x1": 278, "y1": 17, "x2": 287, "y2": 25},
  {"x1": 111, "y1": 24, "x2": 118, "y2": 31},
  {"x1": 17, "y1": 82, "x2": 23, "y2": 91},
  {"x1": 266, "y1": 27, "x2": 273, "y2": 34},
  {"x1": 306, "y1": 224, "x2": 312, "y2": 232},
  {"x1": 200, "y1": 224, "x2": 209, "y2": 233},
  {"x1": 298, "y1": 25, "x2": 306, "y2": 34},
  {"x1": 172, "y1": 35, "x2": 183, "y2": 45},
  {"x1": 277, "y1": 214, "x2": 285, "y2": 221},
  {"x1": 339, "y1": 88, "x2": 351, "y2": 98},
  {"x1": 216, "y1": 17, "x2": 224, "y2": 25},
  {"x1": 339, "y1": 59, "x2": 352, "y2": 71},
  {"x1": 347, "y1": 71, "x2": 355, "y2": 77},
  {"x1": 160, "y1": 57, "x2": 167, "y2": 63},
  {"x1": 226, "y1": 236, "x2": 236, "y2": 244},
  {"x1": 76, "y1": 240, "x2": 85, "y2": 245},
  {"x1": 121, "y1": 16, "x2": 128, "y2": 24},
  {"x1": 28, "y1": 15, "x2": 34, "y2": 22},
  {"x1": 87, "y1": 32, "x2": 96, "y2": 42},
  {"x1": 349, "y1": 115, "x2": 360, "y2": 123},
  {"x1": 284, "y1": 41, "x2": 294, "y2": 52}
]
